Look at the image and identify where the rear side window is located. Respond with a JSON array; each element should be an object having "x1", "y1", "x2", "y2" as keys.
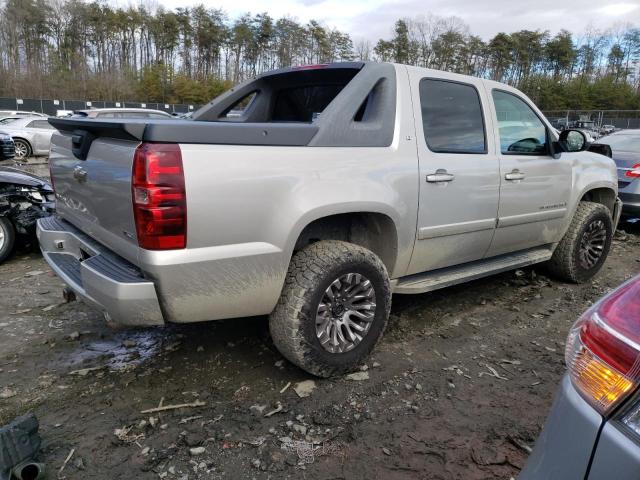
[
  {"x1": 221, "y1": 92, "x2": 257, "y2": 119},
  {"x1": 492, "y1": 90, "x2": 548, "y2": 155},
  {"x1": 27, "y1": 120, "x2": 53, "y2": 129},
  {"x1": 272, "y1": 85, "x2": 346, "y2": 122},
  {"x1": 419, "y1": 79, "x2": 486, "y2": 154}
]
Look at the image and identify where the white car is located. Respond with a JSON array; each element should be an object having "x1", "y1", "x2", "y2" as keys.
[
  {"x1": 0, "y1": 110, "x2": 47, "y2": 118},
  {"x1": 73, "y1": 108, "x2": 173, "y2": 119},
  {"x1": 1, "y1": 116, "x2": 56, "y2": 159}
]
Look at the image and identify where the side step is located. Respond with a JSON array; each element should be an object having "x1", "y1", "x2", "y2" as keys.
[{"x1": 393, "y1": 246, "x2": 554, "y2": 295}]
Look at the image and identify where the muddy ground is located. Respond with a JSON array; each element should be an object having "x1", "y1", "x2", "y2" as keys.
[{"x1": 1, "y1": 159, "x2": 640, "y2": 479}]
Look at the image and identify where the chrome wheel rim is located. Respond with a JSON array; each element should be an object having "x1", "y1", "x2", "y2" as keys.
[
  {"x1": 579, "y1": 220, "x2": 607, "y2": 269},
  {"x1": 315, "y1": 273, "x2": 377, "y2": 353},
  {"x1": 0, "y1": 226, "x2": 4, "y2": 251},
  {"x1": 14, "y1": 141, "x2": 27, "y2": 159}
]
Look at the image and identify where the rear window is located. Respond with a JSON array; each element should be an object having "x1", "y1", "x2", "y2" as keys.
[
  {"x1": 272, "y1": 85, "x2": 347, "y2": 122},
  {"x1": 27, "y1": 120, "x2": 54, "y2": 129},
  {"x1": 203, "y1": 66, "x2": 361, "y2": 123}
]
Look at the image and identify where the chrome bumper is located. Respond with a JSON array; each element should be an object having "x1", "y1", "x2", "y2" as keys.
[{"x1": 36, "y1": 216, "x2": 164, "y2": 326}]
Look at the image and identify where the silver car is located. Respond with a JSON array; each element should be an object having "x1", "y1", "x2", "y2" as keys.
[
  {"x1": 1, "y1": 116, "x2": 56, "y2": 159},
  {"x1": 73, "y1": 108, "x2": 173, "y2": 119},
  {"x1": 600, "y1": 129, "x2": 640, "y2": 217},
  {"x1": 521, "y1": 274, "x2": 640, "y2": 479},
  {"x1": 39, "y1": 62, "x2": 621, "y2": 377},
  {"x1": 0, "y1": 110, "x2": 47, "y2": 118}
]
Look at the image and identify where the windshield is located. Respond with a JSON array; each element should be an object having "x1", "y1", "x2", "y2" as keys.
[{"x1": 601, "y1": 133, "x2": 640, "y2": 151}]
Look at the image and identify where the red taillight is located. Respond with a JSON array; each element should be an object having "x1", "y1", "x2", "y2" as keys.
[
  {"x1": 566, "y1": 275, "x2": 640, "y2": 413},
  {"x1": 626, "y1": 163, "x2": 640, "y2": 178},
  {"x1": 132, "y1": 143, "x2": 187, "y2": 250}
]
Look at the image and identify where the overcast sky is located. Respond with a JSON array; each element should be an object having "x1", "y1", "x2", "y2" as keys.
[{"x1": 154, "y1": 0, "x2": 639, "y2": 41}]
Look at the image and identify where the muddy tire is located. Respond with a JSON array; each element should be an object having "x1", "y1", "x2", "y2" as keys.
[
  {"x1": 547, "y1": 202, "x2": 613, "y2": 283},
  {"x1": 269, "y1": 240, "x2": 391, "y2": 377},
  {"x1": 0, "y1": 217, "x2": 16, "y2": 264}
]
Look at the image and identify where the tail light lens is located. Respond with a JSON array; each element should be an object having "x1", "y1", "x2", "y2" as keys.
[
  {"x1": 566, "y1": 275, "x2": 640, "y2": 414},
  {"x1": 132, "y1": 143, "x2": 187, "y2": 250},
  {"x1": 625, "y1": 163, "x2": 640, "y2": 178}
]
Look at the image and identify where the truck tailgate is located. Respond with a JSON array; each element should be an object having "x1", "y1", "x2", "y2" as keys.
[{"x1": 49, "y1": 131, "x2": 141, "y2": 263}]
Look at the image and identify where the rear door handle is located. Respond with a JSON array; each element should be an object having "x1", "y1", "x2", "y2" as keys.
[
  {"x1": 426, "y1": 169, "x2": 455, "y2": 183},
  {"x1": 505, "y1": 169, "x2": 525, "y2": 181}
]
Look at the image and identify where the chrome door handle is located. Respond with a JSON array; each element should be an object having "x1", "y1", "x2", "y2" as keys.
[
  {"x1": 505, "y1": 169, "x2": 525, "y2": 181},
  {"x1": 426, "y1": 169, "x2": 455, "y2": 183}
]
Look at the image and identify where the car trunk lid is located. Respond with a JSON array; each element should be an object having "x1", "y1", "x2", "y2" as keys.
[{"x1": 48, "y1": 123, "x2": 143, "y2": 264}]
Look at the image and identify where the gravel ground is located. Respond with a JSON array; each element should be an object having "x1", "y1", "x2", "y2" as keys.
[{"x1": 1, "y1": 159, "x2": 639, "y2": 479}]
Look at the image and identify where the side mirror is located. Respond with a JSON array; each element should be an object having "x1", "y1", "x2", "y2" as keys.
[{"x1": 556, "y1": 129, "x2": 589, "y2": 153}]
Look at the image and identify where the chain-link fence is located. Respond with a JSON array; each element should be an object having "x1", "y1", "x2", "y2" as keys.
[
  {"x1": 542, "y1": 110, "x2": 640, "y2": 130},
  {"x1": 0, "y1": 97, "x2": 201, "y2": 116}
]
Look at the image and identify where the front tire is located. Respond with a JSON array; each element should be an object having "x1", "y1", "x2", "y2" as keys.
[
  {"x1": 269, "y1": 240, "x2": 391, "y2": 377},
  {"x1": 548, "y1": 202, "x2": 613, "y2": 283},
  {"x1": 0, "y1": 217, "x2": 16, "y2": 264}
]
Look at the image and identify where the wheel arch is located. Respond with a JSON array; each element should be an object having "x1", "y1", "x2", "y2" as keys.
[
  {"x1": 580, "y1": 186, "x2": 617, "y2": 215},
  {"x1": 289, "y1": 209, "x2": 400, "y2": 277},
  {"x1": 555, "y1": 182, "x2": 617, "y2": 245},
  {"x1": 11, "y1": 136, "x2": 33, "y2": 156}
]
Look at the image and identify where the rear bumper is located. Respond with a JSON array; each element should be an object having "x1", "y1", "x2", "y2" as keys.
[
  {"x1": 37, "y1": 216, "x2": 164, "y2": 326},
  {"x1": 618, "y1": 179, "x2": 640, "y2": 216},
  {"x1": 619, "y1": 192, "x2": 640, "y2": 216},
  {"x1": 519, "y1": 375, "x2": 602, "y2": 479}
]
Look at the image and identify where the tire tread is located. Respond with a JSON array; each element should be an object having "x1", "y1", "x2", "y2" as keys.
[
  {"x1": 269, "y1": 240, "x2": 390, "y2": 377},
  {"x1": 548, "y1": 201, "x2": 612, "y2": 283}
]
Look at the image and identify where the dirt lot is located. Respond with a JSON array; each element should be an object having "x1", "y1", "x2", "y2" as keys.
[{"x1": 1, "y1": 160, "x2": 639, "y2": 479}]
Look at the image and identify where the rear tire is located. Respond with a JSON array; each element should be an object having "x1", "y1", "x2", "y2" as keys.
[
  {"x1": 269, "y1": 240, "x2": 391, "y2": 377},
  {"x1": 0, "y1": 217, "x2": 16, "y2": 264},
  {"x1": 13, "y1": 139, "x2": 31, "y2": 160},
  {"x1": 547, "y1": 202, "x2": 613, "y2": 283}
]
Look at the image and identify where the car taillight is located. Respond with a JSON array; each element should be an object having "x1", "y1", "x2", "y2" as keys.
[
  {"x1": 625, "y1": 163, "x2": 640, "y2": 178},
  {"x1": 132, "y1": 142, "x2": 187, "y2": 250},
  {"x1": 566, "y1": 275, "x2": 640, "y2": 414}
]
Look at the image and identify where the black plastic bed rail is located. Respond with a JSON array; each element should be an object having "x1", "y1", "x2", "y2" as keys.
[{"x1": 48, "y1": 117, "x2": 319, "y2": 148}]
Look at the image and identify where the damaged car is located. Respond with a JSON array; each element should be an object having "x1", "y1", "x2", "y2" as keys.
[
  {"x1": 0, "y1": 130, "x2": 15, "y2": 160},
  {"x1": 0, "y1": 167, "x2": 55, "y2": 263}
]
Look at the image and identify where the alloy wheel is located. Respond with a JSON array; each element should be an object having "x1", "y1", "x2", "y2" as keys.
[
  {"x1": 315, "y1": 272, "x2": 377, "y2": 353},
  {"x1": 579, "y1": 219, "x2": 607, "y2": 269},
  {"x1": 13, "y1": 141, "x2": 28, "y2": 160}
]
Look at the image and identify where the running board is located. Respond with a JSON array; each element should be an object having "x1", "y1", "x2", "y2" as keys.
[{"x1": 393, "y1": 246, "x2": 554, "y2": 295}]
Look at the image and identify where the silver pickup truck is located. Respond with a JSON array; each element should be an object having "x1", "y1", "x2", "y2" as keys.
[{"x1": 38, "y1": 62, "x2": 621, "y2": 377}]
